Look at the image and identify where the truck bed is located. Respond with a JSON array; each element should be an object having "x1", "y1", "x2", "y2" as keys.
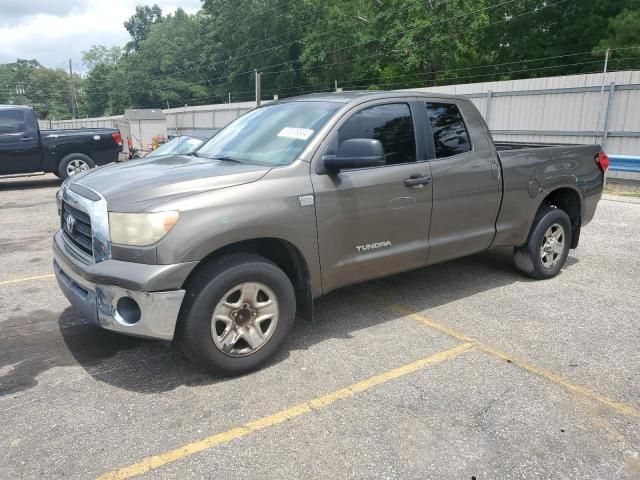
[
  {"x1": 492, "y1": 143, "x2": 603, "y2": 248},
  {"x1": 42, "y1": 127, "x2": 119, "y2": 137}
]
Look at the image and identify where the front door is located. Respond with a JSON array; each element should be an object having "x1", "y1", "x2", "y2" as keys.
[
  {"x1": 311, "y1": 100, "x2": 432, "y2": 293},
  {"x1": 0, "y1": 109, "x2": 41, "y2": 174}
]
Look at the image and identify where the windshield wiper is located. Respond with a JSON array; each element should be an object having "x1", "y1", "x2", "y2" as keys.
[{"x1": 206, "y1": 155, "x2": 243, "y2": 163}]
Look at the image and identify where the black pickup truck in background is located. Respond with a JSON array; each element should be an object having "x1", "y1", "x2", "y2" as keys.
[{"x1": 0, "y1": 105, "x2": 122, "y2": 179}]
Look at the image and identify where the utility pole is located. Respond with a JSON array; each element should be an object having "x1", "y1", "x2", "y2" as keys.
[
  {"x1": 68, "y1": 59, "x2": 78, "y2": 119},
  {"x1": 255, "y1": 69, "x2": 261, "y2": 107},
  {"x1": 228, "y1": 92, "x2": 231, "y2": 104}
]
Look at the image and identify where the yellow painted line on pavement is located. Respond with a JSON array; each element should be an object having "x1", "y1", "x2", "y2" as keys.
[
  {"x1": 391, "y1": 304, "x2": 640, "y2": 419},
  {"x1": 0, "y1": 273, "x2": 54, "y2": 287},
  {"x1": 97, "y1": 342, "x2": 474, "y2": 480}
]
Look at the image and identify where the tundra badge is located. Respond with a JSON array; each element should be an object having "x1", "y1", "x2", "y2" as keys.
[{"x1": 356, "y1": 241, "x2": 392, "y2": 252}]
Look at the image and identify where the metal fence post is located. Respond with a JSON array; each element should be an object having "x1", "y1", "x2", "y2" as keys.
[
  {"x1": 602, "y1": 83, "x2": 616, "y2": 150},
  {"x1": 485, "y1": 90, "x2": 493, "y2": 127},
  {"x1": 255, "y1": 70, "x2": 261, "y2": 107}
]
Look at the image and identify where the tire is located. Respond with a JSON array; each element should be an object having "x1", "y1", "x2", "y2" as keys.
[
  {"x1": 177, "y1": 253, "x2": 296, "y2": 376},
  {"x1": 514, "y1": 206, "x2": 572, "y2": 279},
  {"x1": 58, "y1": 153, "x2": 95, "y2": 179}
]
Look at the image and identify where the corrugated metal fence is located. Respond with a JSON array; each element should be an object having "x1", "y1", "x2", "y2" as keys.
[
  {"x1": 162, "y1": 101, "x2": 263, "y2": 133},
  {"x1": 41, "y1": 71, "x2": 640, "y2": 156},
  {"x1": 417, "y1": 70, "x2": 640, "y2": 156}
]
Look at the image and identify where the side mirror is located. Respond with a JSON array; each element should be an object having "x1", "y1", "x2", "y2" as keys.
[{"x1": 323, "y1": 138, "x2": 385, "y2": 172}]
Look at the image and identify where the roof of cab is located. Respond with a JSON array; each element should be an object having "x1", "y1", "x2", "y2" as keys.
[
  {"x1": 0, "y1": 104, "x2": 33, "y2": 111},
  {"x1": 275, "y1": 90, "x2": 466, "y2": 104}
]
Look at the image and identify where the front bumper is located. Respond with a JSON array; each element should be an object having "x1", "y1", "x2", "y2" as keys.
[{"x1": 53, "y1": 233, "x2": 189, "y2": 341}]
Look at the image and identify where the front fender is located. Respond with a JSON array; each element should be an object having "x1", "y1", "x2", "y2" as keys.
[{"x1": 154, "y1": 161, "x2": 323, "y2": 297}]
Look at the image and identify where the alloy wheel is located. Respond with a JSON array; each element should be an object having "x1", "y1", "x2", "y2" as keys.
[
  {"x1": 540, "y1": 223, "x2": 565, "y2": 268},
  {"x1": 210, "y1": 282, "x2": 279, "y2": 357}
]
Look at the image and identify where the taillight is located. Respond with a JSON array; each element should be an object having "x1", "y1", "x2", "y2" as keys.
[
  {"x1": 597, "y1": 151, "x2": 609, "y2": 172},
  {"x1": 112, "y1": 131, "x2": 123, "y2": 146}
]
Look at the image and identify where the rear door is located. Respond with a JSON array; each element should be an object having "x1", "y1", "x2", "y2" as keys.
[
  {"x1": 311, "y1": 99, "x2": 433, "y2": 292},
  {"x1": 0, "y1": 109, "x2": 41, "y2": 174},
  {"x1": 422, "y1": 100, "x2": 502, "y2": 264}
]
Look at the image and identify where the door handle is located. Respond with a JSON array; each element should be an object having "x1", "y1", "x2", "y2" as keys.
[
  {"x1": 404, "y1": 174, "x2": 432, "y2": 188},
  {"x1": 20, "y1": 136, "x2": 33, "y2": 142}
]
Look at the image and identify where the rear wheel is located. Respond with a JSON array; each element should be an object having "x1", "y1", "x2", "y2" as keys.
[
  {"x1": 58, "y1": 153, "x2": 95, "y2": 179},
  {"x1": 178, "y1": 254, "x2": 296, "y2": 376},
  {"x1": 514, "y1": 206, "x2": 572, "y2": 279}
]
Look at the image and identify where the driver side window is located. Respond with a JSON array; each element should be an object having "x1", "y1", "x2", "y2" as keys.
[
  {"x1": 338, "y1": 103, "x2": 416, "y2": 165},
  {"x1": 0, "y1": 110, "x2": 26, "y2": 135}
]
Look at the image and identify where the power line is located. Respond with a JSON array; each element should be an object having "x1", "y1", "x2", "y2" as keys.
[
  {"x1": 263, "y1": 0, "x2": 573, "y2": 78},
  {"x1": 133, "y1": 55, "x2": 640, "y2": 110},
  {"x1": 23, "y1": 1, "x2": 640, "y2": 112},
  {"x1": 332, "y1": 49, "x2": 629, "y2": 86},
  {"x1": 255, "y1": 0, "x2": 532, "y2": 76},
  {"x1": 22, "y1": 50, "x2": 640, "y2": 108},
  {"x1": 111, "y1": 0, "x2": 458, "y2": 87},
  {"x1": 29, "y1": 50, "x2": 640, "y2": 112},
  {"x1": 344, "y1": 56, "x2": 640, "y2": 90},
  {"x1": 80, "y1": 0, "x2": 546, "y2": 98},
  {"x1": 29, "y1": 56, "x2": 640, "y2": 116}
]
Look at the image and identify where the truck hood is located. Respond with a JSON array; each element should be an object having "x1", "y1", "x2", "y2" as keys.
[{"x1": 74, "y1": 155, "x2": 272, "y2": 212}]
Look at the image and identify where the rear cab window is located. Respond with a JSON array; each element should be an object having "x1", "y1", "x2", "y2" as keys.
[
  {"x1": 339, "y1": 103, "x2": 417, "y2": 165},
  {"x1": 0, "y1": 110, "x2": 27, "y2": 135},
  {"x1": 425, "y1": 102, "x2": 471, "y2": 158}
]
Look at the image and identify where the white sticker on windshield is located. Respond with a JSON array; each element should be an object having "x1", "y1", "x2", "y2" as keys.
[{"x1": 277, "y1": 127, "x2": 314, "y2": 140}]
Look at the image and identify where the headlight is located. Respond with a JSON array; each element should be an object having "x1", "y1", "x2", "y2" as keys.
[{"x1": 109, "y1": 211, "x2": 179, "y2": 246}]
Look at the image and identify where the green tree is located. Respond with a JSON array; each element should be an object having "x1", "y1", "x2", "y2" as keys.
[
  {"x1": 121, "y1": 9, "x2": 212, "y2": 108},
  {"x1": 0, "y1": 59, "x2": 82, "y2": 119},
  {"x1": 596, "y1": 9, "x2": 640, "y2": 68},
  {"x1": 201, "y1": 0, "x2": 322, "y2": 100},
  {"x1": 480, "y1": 0, "x2": 639, "y2": 81},
  {"x1": 124, "y1": 4, "x2": 164, "y2": 52},
  {"x1": 0, "y1": 59, "x2": 40, "y2": 104},
  {"x1": 83, "y1": 64, "x2": 114, "y2": 116},
  {"x1": 82, "y1": 45, "x2": 122, "y2": 69},
  {"x1": 27, "y1": 66, "x2": 76, "y2": 119},
  {"x1": 82, "y1": 45, "x2": 124, "y2": 116},
  {"x1": 54, "y1": 0, "x2": 640, "y2": 114}
]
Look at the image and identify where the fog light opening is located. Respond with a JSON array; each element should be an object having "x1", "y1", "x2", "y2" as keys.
[{"x1": 115, "y1": 296, "x2": 141, "y2": 325}]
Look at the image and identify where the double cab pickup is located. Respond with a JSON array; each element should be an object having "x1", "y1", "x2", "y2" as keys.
[
  {"x1": 53, "y1": 91, "x2": 607, "y2": 375},
  {"x1": 0, "y1": 105, "x2": 122, "y2": 179}
]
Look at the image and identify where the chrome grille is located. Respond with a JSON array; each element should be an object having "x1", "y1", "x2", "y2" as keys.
[{"x1": 61, "y1": 201, "x2": 93, "y2": 258}]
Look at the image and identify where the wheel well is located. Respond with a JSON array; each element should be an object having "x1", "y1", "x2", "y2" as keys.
[
  {"x1": 540, "y1": 188, "x2": 582, "y2": 248},
  {"x1": 184, "y1": 238, "x2": 313, "y2": 320}
]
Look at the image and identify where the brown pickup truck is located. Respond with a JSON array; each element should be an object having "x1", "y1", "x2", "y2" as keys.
[{"x1": 53, "y1": 91, "x2": 608, "y2": 375}]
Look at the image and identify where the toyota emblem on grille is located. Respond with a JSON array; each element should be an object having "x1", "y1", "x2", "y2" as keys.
[{"x1": 65, "y1": 214, "x2": 76, "y2": 234}]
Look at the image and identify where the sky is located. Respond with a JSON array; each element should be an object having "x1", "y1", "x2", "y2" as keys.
[{"x1": 0, "y1": 0, "x2": 202, "y2": 73}]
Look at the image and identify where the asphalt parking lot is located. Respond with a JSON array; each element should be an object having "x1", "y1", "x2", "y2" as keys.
[{"x1": 1, "y1": 174, "x2": 639, "y2": 480}]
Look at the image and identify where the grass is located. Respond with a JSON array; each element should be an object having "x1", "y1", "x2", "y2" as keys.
[{"x1": 604, "y1": 187, "x2": 640, "y2": 198}]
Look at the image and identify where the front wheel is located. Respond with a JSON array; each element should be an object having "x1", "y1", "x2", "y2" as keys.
[
  {"x1": 514, "y1": 206, "x2": 572, "y2": 279},
  {"x1": 177, "y1": 254, "x2": 296, "y2": 376}
]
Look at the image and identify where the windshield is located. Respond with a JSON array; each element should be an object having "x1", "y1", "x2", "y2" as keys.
[
  {"x1": 196, "y1": 101, "x2": 341, "y2": 166},
  {"x1": 146, "y1": 136, "x2": 205, "y2": 157}
]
